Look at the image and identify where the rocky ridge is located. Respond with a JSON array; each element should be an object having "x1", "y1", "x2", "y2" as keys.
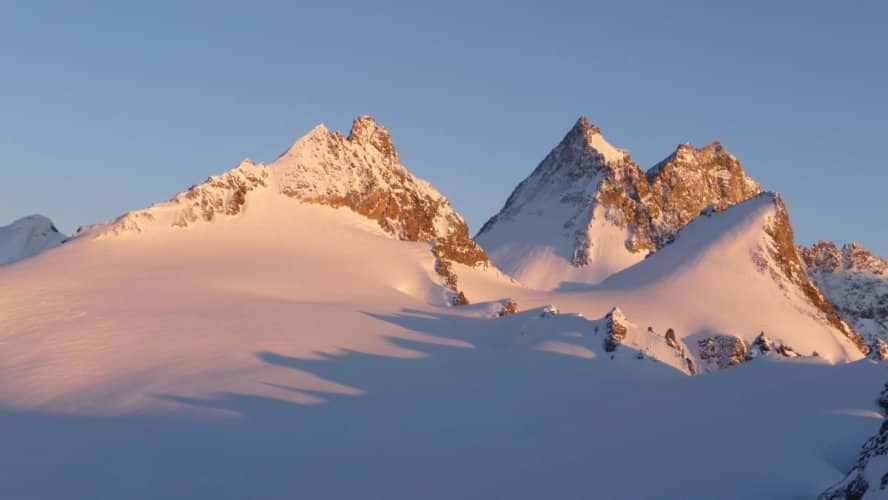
[
  {"x1": 478, "y1": 116, "x2": 762, "y2": 275},
  {"x1": 98, "y1": 116, "x2": 488, "y2": 303},
  {"x1": 802, "y1": 241, "x2": 888, "y2": 358}
]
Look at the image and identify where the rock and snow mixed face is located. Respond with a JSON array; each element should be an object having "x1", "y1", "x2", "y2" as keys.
[
  {"x1": 0, "y1": 215, "x2": 66, "y2": 265},
  {"x1": 476, "y1": 116, "x2": 761, "y2": 290},
  {"x1": 95, "y1": 115, "x2": 489, "y2": 301},
  {"x1": 802, "y1": 241, "x2": 888, "y2": 358},
  {"x1": 820, "y1": 383, "x2": 888, "y2": 499},
  {"x1": 588, "y1": 192, "x2": 868, "y2": 365}
]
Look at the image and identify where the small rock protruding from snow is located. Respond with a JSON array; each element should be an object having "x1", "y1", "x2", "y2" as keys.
[
  {"x1": 497, "y1": 298, "x2": 520, "y2": 317},
  {"x1": 603, "y1": 306, "x2": 629, "y2": 352},
  {"x1": 0, "y1": 214, "x2": 67, "y2": 265},
  {"x1": 662, "y1": 327, "x2": 697, "y2": 375},
  {"x1": 697, "y1": 335, "x2": 747, "y2": 371},
  {"x1": 539, "y1": 305, "x2": 560, "y2": 318},
  {"x1": 746, "y1": 332, "x2": 801, "y2": 361}
]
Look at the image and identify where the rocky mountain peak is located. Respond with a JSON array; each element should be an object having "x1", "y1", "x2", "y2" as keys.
[
  {"x1": 558, "y1": 116, "x2": 627, "y2": 166},
  {"x1": 477, "y1": 117, "x2": 770, "y2": 289},
  {"x1": 97, "y1": 116, "x2": 488, "y2": 304},
  {"x1": 346, "y1": 115, "x2": 398, "y2": 162}
]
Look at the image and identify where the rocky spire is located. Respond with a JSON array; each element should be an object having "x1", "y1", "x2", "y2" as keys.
[
  {"x1": 347, "y1": 115, "x2": 398, "y2": 162},
  {"x1": 558, "y1": 116, "x2": 628, "y2": 165},
  {"x1": 477, "y1": 116, "x2": 767, "y2": 288}
]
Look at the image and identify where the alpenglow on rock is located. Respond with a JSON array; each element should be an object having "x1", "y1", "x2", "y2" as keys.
[
  {"x1": 802, "y1": 241, "x2": 888, "y2": 358},
  {"x1": 476, "y1": 116, "x2": 761, "y2": 289},
  {"x1": 99, "y1": 115, "x2": 488, "y2": 301}
]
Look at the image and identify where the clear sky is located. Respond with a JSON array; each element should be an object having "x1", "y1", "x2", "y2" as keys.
[{"x1": 2, "y1": 1, "x2": 886, "y2": 255}]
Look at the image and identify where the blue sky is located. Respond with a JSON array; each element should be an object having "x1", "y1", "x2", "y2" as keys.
[{"x1": 2, "y1": 1, "x2": 886, "y2": 255}]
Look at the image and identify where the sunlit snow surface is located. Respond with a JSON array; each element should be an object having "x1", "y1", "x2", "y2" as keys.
[{"x1": 0, "y1": 193, "x2": 881, "y2": 499}]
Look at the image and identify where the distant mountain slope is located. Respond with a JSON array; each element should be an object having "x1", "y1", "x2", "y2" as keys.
[
  {"x1": 802, "y1": 241, "x2": 888, "y2": 359},
  {"x1": 477, "y1": 117, "x2": 761, "y2": 290},
  {"x1": 96, "y1": 116, "x2": 491, "y2": 303},
  {"x1": 567, "y1": 192, "x2": 868, "y2": 367},
  {"x1": 0, "y1": 215, "x2": 66, "y2": 265}
]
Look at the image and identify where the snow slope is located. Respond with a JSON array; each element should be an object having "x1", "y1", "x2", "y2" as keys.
[
  {"x1": 0, "y1": 194, "x2": 881, "y2": 499},
  {"x1": 0, "y1": 214, "x2": 66, "y2": 265}
]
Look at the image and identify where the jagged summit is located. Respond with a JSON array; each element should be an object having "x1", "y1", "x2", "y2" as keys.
[
  {"x1": 560, "y1": 116, "x2": 628, "y2": 165},
  {"x1": 477, "y1": 117, "x2": 763, "y2": 290},
  {"x1": 97, "y1": 115, "x2": 489, "y2": 302},
  {"x1": 803, "y1": 241, "x2": 887, "y2": 275},
  {"x1": 0, "y1": 214, "x2": 66, "y2": 265},
  {"x1": 346, "y1": 115, "x2": 398, "y2": 161}
]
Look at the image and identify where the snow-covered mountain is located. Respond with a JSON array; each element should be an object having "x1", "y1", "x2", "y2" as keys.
[
  {"x1": 567, "y1": 192, "x2": 868, "y2": 371},
  {"x1": 96, "y1": 115, "x2": 491, "y2": 304},
  {"x1": 0, "y1": 214, "x2": 66, "y2": 265},
  {"x1": 802, "y1": 241, "x2": 888, "y2": 359},
  {"x1": 0, "y1": 115, "x2": 881, "y2": 499},
  {"x1": 476, "y1": 117, "x2": 761, "y2": 290}
]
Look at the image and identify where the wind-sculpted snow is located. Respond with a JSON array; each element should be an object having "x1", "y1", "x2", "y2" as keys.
[
  {"x1": 477, "y1": 117, "x2": 761, "y2": 290},
  {"x1": 0, "y1": 214, "x2": 66, "y2": 265},
  {"x1": 803, "y1": 241, "x2": 888, "y2": 359}
]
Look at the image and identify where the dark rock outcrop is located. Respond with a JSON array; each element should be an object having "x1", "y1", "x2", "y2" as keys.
[
  {"x1": 697, "y1": 335, "x2": 747, "y2": 370},
  {"x1": 603, "y1": 307, "x2": 629, "y2": 352}
]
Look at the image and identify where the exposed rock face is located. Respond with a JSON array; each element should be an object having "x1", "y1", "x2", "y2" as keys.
[
  {"x1": 646, "y1": 141, "x2": 762, "y2": 247},
  {"x1": 801, "y1": 241, "x2": 888, "y2": 358},
  {"x1": 756, "y1": 195, "x2": 868, "y2": 355},
  {"x1": 872, "y1": 338, "x2": 888, "y2": 361},
  {"x1": 697, "y1": 335, "x2": 747, "y2": 371},
  {"x1": 498, "y1": 298, "x2": 520, "y2": 317},
  {"x1": 273, "y1": 117, "x2": 487, "y2": 270},
  {"x1": 603, "y1": 306, "x2": 629, "y2": 352},
  {"x1": 0, "y1": 214, "x2": 67, "y2": 265},
  {"x1": 98, "y1": 116, "x2": 488, "y2": 303},
  {"x1": 820, "y1": 384, "x2": 888, "y2": 499},
  {"x1": 477, "y1": 116, "x2": 761, "y2": 288},
  {"x1": 104, "y1": 160, "x2": 270, "y2": 235},
  {"x1": 746, "y1": 332, "x2": 800, "y2": 360},
  {"x1": 270, "y1": 116, "x2": 488, "y2": 302},
  {"x1": 663, "y1": 328, "x2": 697, "y2": 375}
]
